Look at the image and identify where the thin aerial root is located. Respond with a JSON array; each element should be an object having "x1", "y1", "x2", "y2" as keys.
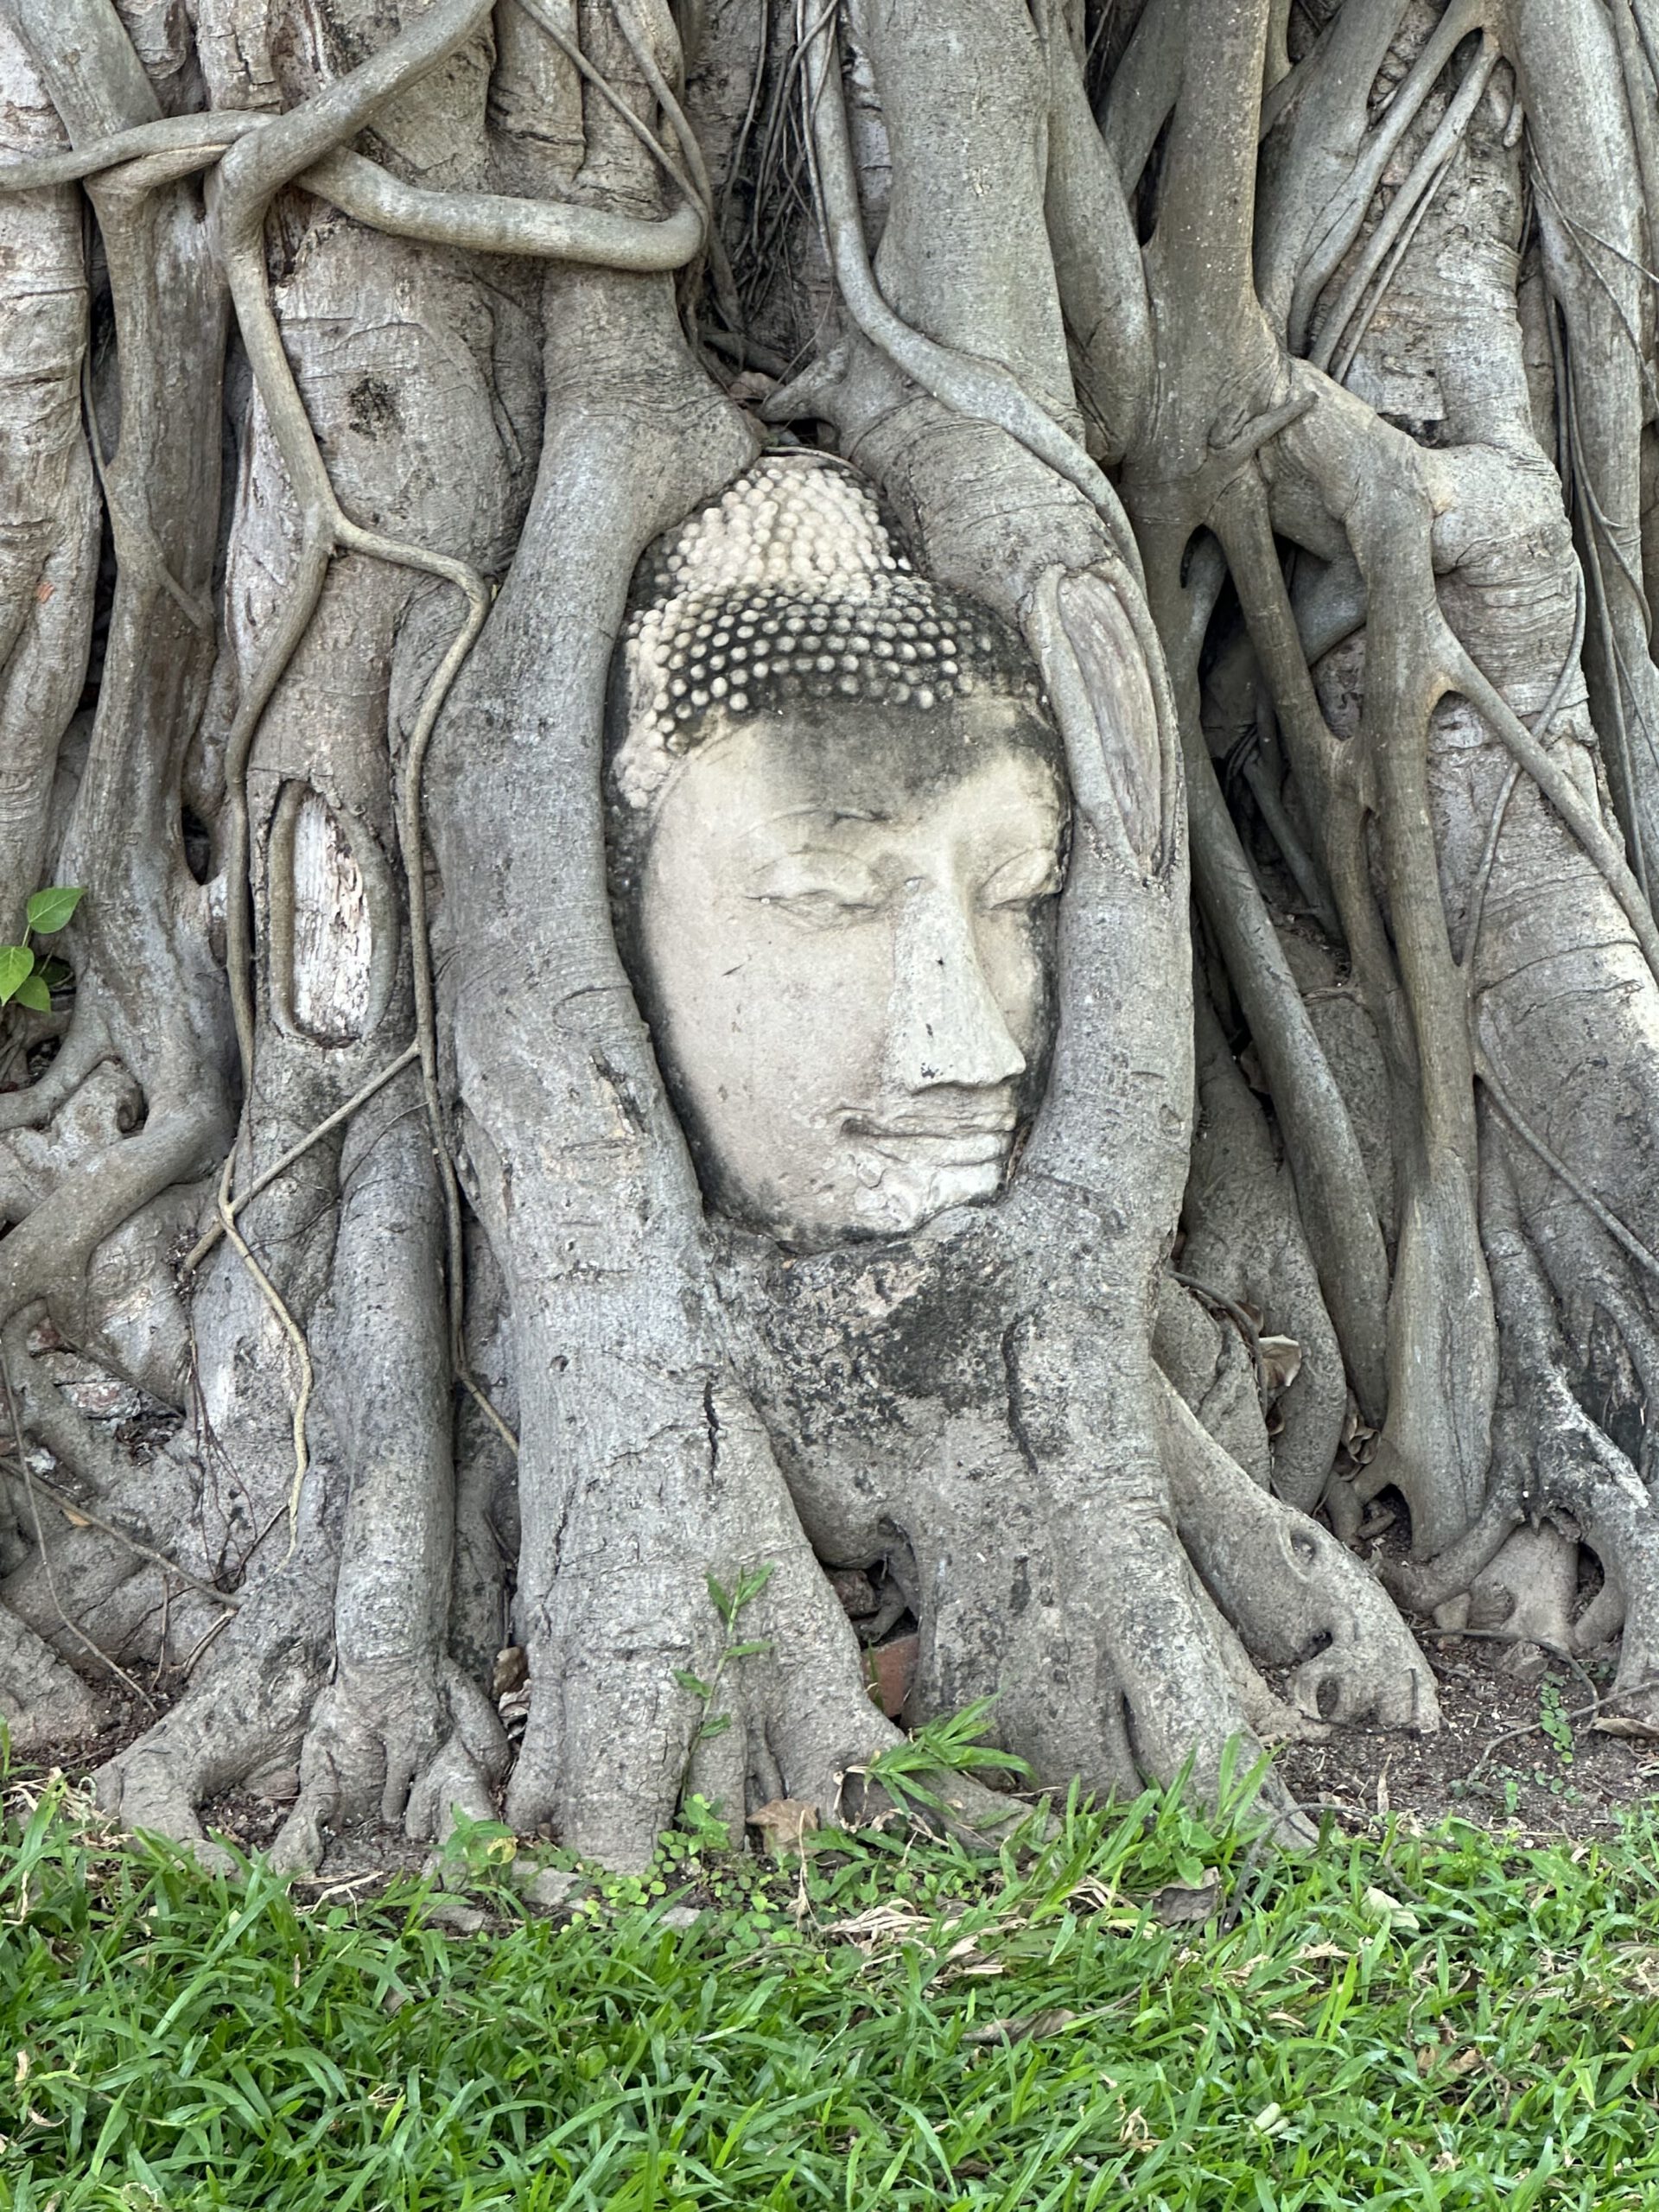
[
  {"x1": 519, "y1": 0, "x2": 709, "y2": 222},
  {"x1": 80, "y1": 353, "x2": 213, "y2": 635},
  {"x1": 1328, "y1": 149, "x2": 1452, "y2": 387},
  {"x1": 1473, "y1": 1046, "x2": 1659, "y2": 1287},
  {"x1": 0, "y1": 0, "x2": 707, "y2": 1498},
  {"x1": 1459, "y1": 570, "x2": 1585, "y2": 976},
  {"x1": 203, "y1": 0, "x2": 545, "y2": 1475},
  {"x1": 1207, "y1": 470, "x2": 1409, "y2": 1077},
  {"x1": 181, "y1": 1043, "x2": 420, "y2": 1276},
  {"x1": 392, "y1": 582, "x2": 516, "y2": 1442},
  {"x1": 221, "y1": 537, "x2": 334, "y2": 1079},
  {"x1": 1532, "y1": 162, "x2": 1659, "y2": 423},
  {"x1": 1454, "y1": 577, "x2": 1659, "y2": 1290},
  {"x1": 1444, "y1": 632, "x2": 1659, "y2": 981},
  {"x1": 461, "y1": 1370, "x2": 519, "y2": 1455},
  {"x1": 1173, "y1": 1268, "x2": 1273, "y2": 1398},
  {"x1": 0, "y1": 114, "x2": 703, "y2": 271},
  {"x1": 1312, "y1": 34, "x2": 1497, "y2": 377},
  {"x1": 1282, "y1": 0, "x2": 1487, "y2": 348},
  {"x1": 606, "y1": 0, "x2": 741, "y2": 321},
  {"x1": 1563, "y1": 358, "x2": 1654, "y2": 897},
  {"x1": 3, "y1": 1462, "x2": 239, "y2": 1613}
]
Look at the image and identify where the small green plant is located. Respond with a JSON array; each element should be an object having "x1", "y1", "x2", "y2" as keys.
[
  {"x1": 671, "y1": 1791, "x2": 734, "y2": 1857},
  {"x1": 862, "y1": 1696, "x2": 1033, "y2": 1818},
  {"x1": 1540, "y1": 1675, "x2": 1576, "y2": 1767},
  {"x1": 0, "y1": 885, "x2": 84, "y2": 1015},
  {"x1": 438, "y1": 1808, "x2": 518, "y2": 1876},
  {"x1": 675, "y1": 1562, "x2": 775, "y2": 1745}
]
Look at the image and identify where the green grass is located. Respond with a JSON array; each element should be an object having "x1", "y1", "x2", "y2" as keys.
[{"x1": 3, "y1": 1767, "x2": 1659, "y2": 2210}]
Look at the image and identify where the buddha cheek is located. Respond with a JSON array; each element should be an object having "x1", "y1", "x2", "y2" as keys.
[
  {"x1": 668, "y1": 910, "x2": 880, "y2": 1224},
  {"x1": 756, "y1": 923, "x2": 893, "y2": 1182}
]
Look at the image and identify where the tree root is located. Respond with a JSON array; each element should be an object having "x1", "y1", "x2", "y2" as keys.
[
  {"x1": 93, "y1": 1520, "x2": 337, "y2": 1870},
  {"x1": 269, "y1": 1656, "x2": 506, "y2": 1875},
  {"x1": 1159, "y1": 1374, "x2": 1440, "y2": 1732},
  {"x1": 501, "y1": 1377, "x2": 905, "y2": 1872},
  {"x1": 0, "y1": 1598, "x2": 110, "y2": 1748},
  {"x1": 25, "y1": 0, "x2": 1659, "y2": 1876}
]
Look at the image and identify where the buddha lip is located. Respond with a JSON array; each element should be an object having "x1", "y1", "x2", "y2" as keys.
[
  {"x1": 842, "y1": 1115, "x2": 1014, "y2": 1154},
  {"x1": 842, "y1": 1111, "x2": 1015, "y2": 1138}
]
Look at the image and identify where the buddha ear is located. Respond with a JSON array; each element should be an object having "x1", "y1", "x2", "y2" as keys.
[{"x1": 1027, "y1": 564, "x2": 1172, "y2": 875}]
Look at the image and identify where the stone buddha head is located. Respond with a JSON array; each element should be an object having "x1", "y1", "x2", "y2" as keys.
[{"x1": 607, "y1": 454, "x2": 1068, "y2": 1249}]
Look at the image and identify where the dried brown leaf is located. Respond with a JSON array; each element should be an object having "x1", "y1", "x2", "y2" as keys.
[
  {"x1": 1143, "y1": 1869, "x2": 1222, "y2": 1925},
  {"x1": 963, "y1": 2006, "x2": 1077, "y2": 2045},
  {"x1": 747, "y1": 1797, "x2": 819, "y2": 1856},
  {"x1": 1257, "y1": 1334, "x2": 1303, "y2": 1392}
]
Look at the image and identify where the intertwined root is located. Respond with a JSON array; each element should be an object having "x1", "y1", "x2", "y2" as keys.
[
  {"x1": 17, "y1": 0, "x2": 1659, "y2": 1876},
  {"x1": 500, "y1": 1454, "x2": 908, "y2": 1872},
  {"x1": 0, "y1": 1606, "x2": 108, "y2": 1749},
  {"x1": 92, "y1": 1551, "x2": 336, "y2": 1869},
  {"x1": 1160, "y1": 1379, "x2": 1441, "y2": 1735},
  {"x1": 269, "y1": 1657, "x2": 507, "y2": 1875}
]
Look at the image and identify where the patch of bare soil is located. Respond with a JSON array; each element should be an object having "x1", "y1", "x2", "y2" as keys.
[
  {"x1": 1274, "y1": 1626, "x2": 1659, "y2": 1839},
  {"x1": 10, "y1": 1696, "x2": 157, "y2": 1789}
]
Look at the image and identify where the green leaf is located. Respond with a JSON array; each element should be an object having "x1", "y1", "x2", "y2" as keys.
[
  {"x1": 864, "y1": 1696, "x2": 1030, "y2": 1787},
  {"x1": 0, "y1": 946, "x2": 34, "y2": 1006},
  {"x1": 13, "y1": 973, "x2": 50, "y2": 1014},
  {"x1": 34, "y1": 957, "x2": 72, "y2": 988},
  {"x1": 674, "y1": 1669, "x2": 711, "y2": 1701},
  {"x1": 706, "y1": 1575, "x2": 734, "y2": 1625},
  {"x1": 25, "y1": 886, "x2": 84, "y2": 935},
  {"x1": 438, "y1": 1810, "x2": 517, "y2": 1867},
  {"x1": 725, "y1": 1641, "x2": 772, "y2": 1661},
  {"x1": 696, "y1": 1714, "x2": 733, "y2": 1744},
  {"x1": 732, "y1": 1563, "x2": 776, "y2": 1609}
]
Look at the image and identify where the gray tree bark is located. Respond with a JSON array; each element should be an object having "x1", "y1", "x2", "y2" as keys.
[{"x1": 0, "y1": 0, "x2": 1652, "y2": 1872}]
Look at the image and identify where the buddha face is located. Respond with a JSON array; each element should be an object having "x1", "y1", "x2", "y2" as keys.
[{"x1": 628, "y1": 696, "x2": 1067, "y2": 1246}]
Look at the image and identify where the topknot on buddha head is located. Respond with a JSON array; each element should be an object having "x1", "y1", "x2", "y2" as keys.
[{"x1": 611, "y1": 451, "x2": 1046, "y2": 812}]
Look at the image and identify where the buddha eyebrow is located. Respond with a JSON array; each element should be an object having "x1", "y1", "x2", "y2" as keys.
[{"x1": 738, "y1": 804, "x2": 892, "y2": 842}]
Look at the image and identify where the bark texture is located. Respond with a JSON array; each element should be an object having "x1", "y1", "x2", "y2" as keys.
[{"x1": 0, "y1": 0, "x2": 1655, "y2": 1868}]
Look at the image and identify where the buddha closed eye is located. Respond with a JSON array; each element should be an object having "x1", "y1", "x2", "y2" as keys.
[{"x1": 607, "y1": 453, "x2": 1070, "y2": 1249}]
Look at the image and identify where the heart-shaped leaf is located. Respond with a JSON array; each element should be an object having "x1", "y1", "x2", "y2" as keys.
[
  {"x1": 13, "y1": 972, "x2": 51, "y2": 1014},
  {"x1": 24, "y1": 885, "x2": 84, "y2": 935},
  {"x1": 0, "y1": 945, "x2": 34, "y2": 1005}
]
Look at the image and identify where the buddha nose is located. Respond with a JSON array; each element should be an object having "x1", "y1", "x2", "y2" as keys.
[{"x1": 884, "y1": 884, "x2": 1027, "y2": 1094}]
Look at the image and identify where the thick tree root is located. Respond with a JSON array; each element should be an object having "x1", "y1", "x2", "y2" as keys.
[
  {"x1": 1159, "y1": 1376, "x2": 1441, "y2": 1732},
  {"x1": 0, "y1": 1601, "x2": 109, "y2": 1747},
  {"x1": 26, "y1": 0, "x2": 1659, "y2": 1877},
  {"x1": 92, "y1": 1527, "x2": 336, "y2": 1869},
  {"x1": 270, "y1": 1656, "x2": 506, "y2": 1874},
  {"x1": 499, "y1": 1376, "x2": 906, "y2": 1871}
]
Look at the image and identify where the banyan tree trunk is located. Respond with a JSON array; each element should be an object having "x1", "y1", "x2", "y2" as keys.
[{"x1": 0, "y1": 0, "x2": 1655, "y2": 1869}]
